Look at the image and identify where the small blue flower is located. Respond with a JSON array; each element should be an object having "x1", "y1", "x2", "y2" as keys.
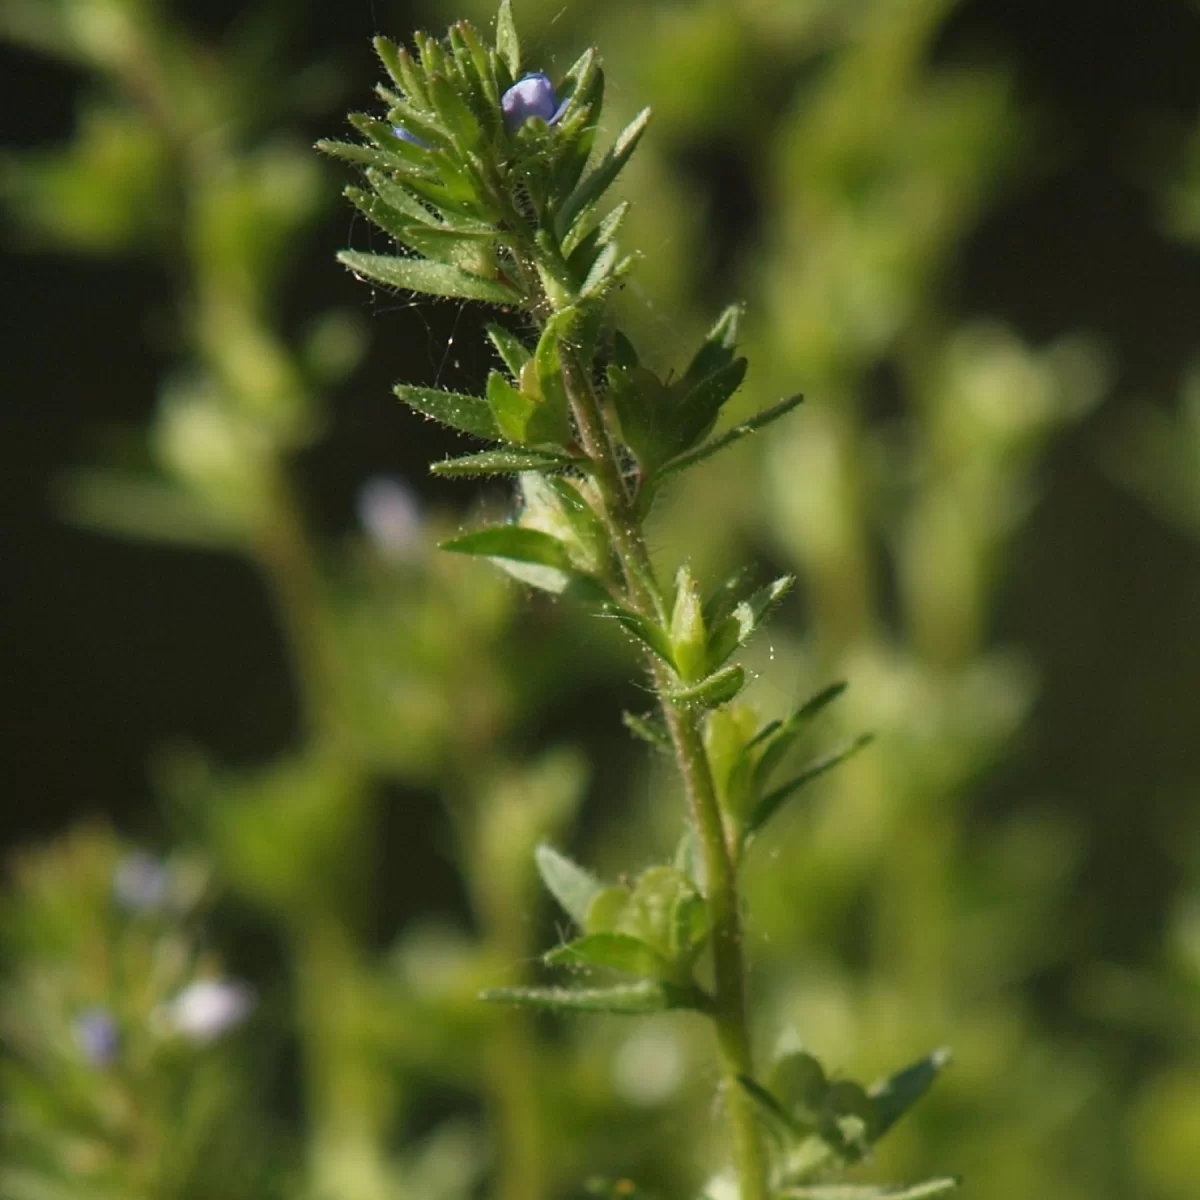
[
  {"x1": 501, "y1": 72, "x2": 567, "y2": 133},
  {"x1": 391, "y1": 125, "x2": 429, "y2": 149},
  {"x1": 358, "y1": 476, "x2": 423, "y2": 560},
  {"x1": 74, "y1": 1008, "x2": 119, "y2": 1067}
]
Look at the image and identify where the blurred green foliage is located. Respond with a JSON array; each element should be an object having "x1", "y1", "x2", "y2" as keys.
[{"x1": 2, "y1": 0, "x2": 1199, "y2": 1198}]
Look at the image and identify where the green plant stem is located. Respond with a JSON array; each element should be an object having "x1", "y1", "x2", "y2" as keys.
[{"x1": 558, "y1": 346, "x2": 769, "y2": 1200}]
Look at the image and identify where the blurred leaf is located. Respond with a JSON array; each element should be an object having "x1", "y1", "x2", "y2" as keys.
[
  {"x1": 545, "y1": 933, "x2": 676, "y2": 980},
  {"x1": 744, "y1": 734, "x2": 874, "y2": 841},
  {"x1": 480, "y1": 980, "x2": 699, "y2": 1014},
  {"x1": 58, "y1": 470, "x2": 246, "y2": 549},
  {"x1": 778, "y1": 1181, "x2": 958, "y2": 1199},
  {"x1": 495, "y1": 0, "x2": 520, "y2": 78},
  {"x1": 868, "y1": 1048, "x2": 951, "y2": 1140},
  {"x1": 535, "y1": 844, "x2": 603, "y2": 928},
  {"x1": 706, "y1": 575, "x2": 794, "y2": 670}
]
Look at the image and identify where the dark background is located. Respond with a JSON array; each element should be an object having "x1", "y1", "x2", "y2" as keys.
[{"x1": 3, "y1": 0, "x2": 1200, "y2": 972}]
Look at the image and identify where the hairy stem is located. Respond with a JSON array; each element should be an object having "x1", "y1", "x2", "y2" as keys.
[{"x1": 558, "y1": 346, "x2": 768, "y2": 1200}]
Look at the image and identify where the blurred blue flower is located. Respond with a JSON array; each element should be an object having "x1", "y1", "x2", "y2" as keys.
[
  {"x1": 164, "y1": 979, "x2": 256, "y2": 1044},
  {"x1": 358, "y1": 476, "x2": 423, "y2": 560},
  {"x1": 501, "y1": 72, "x2": 566, "y2": 132},
  {"x1": 74, "y1": 1008, "x2": 119, "y2": 1067},
  {"x1": 392, "y1": 125, "x2": 429, "y2": 149},
  {"x1": 112, "y1": 851, "x2": 170, "y2": 911}
]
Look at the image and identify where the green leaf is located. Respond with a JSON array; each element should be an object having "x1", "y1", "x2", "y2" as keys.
[
  {"x1": 600, "y1": 603, "x2": 676, "y2": 669},
  {"x1": 338, "y1": 250, "x2": 520, "y2": 304},
  {"x1": 427, "y1": 72, "x2": 485, "y2": 152},
  {"x1": 441, "y1": 525, "x2": 576, "y2": 571},
  {"x1": 485, "y1": 323, "x2": 532, "y2": 377},
  {"x1": 557, "y1": 107, "x2": 652, "y2": 242},
  {"x1": 375, "y1": 38, "x2": 430, "y2": 109},
  {"x1": 653, "y1": 392, "x2": 805, "y2": 484},
  {"x1": 664, "y1": 664, "x2": 745, "y2": 708},
  {"x1": 345, "y1": 189, "x2": 493, "y2": 266},
  {"x1": 623, "y1": 710, "x2": 671, "y2": 750},
  {"x1": 670, "y1": 356, "x2": 748, "y2": 452},
  {"x1": 869, "y1": 1048, "x2": 951, "y2": 1140},
  {"x1": 751, "y1": 680, "x2": 849, "y2": 788},
  {"x1": 545, "y1": 933, "x2": 676, "y2": 980},
  {"x1": 669, "y1": 564, "x2": 708, "y2": 683},
  {"x1": 394, "y1": 383, "x2": 499, "y2": 440},
  {"x1": 495, "y1": 0, "x2": 520, "y2": 78},
  {"x1": 480, "y1": 980, "x2": 695, "y2": 1014},
  {"x1": 778, "y1": 1180, "x2": 959, "y2": 1200},
  {"x1": 682, "y1": 303, "x2": 742, "y2": 384},
  {"x1": 366, "y1": 169, "x2": 495, "y2": 234},
  {"x1": 707, "y1": 574, "x2": 794, "y2": 669},
  {"x1": 486, "y1": 369, "x2": 537, "y2": 443},
  {"x1": 532, "y1": 310, "x2": 577, "y2": 438},
  {"x1": 744, "y1": 734, "x2": 875, "y2": 841},
  {"x1": 535, "y1": 844, "x2": 603, "y2": 927},
  {"x1": 737, "y1": 1074, "x2": 804, "y2": 1139},
  {"x1": 317, "y1": 138, "x2": 404, "y2": 172},
  {"x1": 360, "y1": 171, "x2": 440, "y2": 227},
  {"x1": 609, "y1": 363, "x2": 673, "y2": 475},
  {"x1": 431, "y1": 448, "x2": 575, "y2": 476}
]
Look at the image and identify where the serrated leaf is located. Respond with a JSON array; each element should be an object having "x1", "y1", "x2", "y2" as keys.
[
  {"x1": 545, "y1": 933, "x2": 676, "y2": 980},
  {"x1": 441, "y1": 525, "x2": 576, "y2": 572},
  {"x1": 495, "y1": 0, "x2": 520, "y2": 77},
  {"x1": 480, "y1": 980, "x2": 691, "y2": 1014},
  {"x1": 557, "y1": 107, "x2": 651, "y2": 242},
  {"x1": 485, "y1": 323, "x2": 531, "y2": 377},
  {"x1": 869, "y1": 1048, "x2": 951, "y2": 1140},
  {"x1": 778, "y1": 1180, "x2": 959, "y2": 1200},
  {"x1": 394, "y1": 383, "x2": 499, "y2": 440},
  {"x1": 744, "y1": 734, "x2": 874, "y2": 841},
  {"x1": 338, "y1": 250, "x2": 520, "y2": 304},
  {"x1": 664, "y1": 664, "x2": 745, "y2": 708},
  {"x1": 535, "y1": 844, "x2": 603, "y2": 927},
  {"x1": 706, "y1": 574, "x2": 794, "y2": 670},
  {"x1": 431, "y1": 448, "x2": 574, "y2": 476}
]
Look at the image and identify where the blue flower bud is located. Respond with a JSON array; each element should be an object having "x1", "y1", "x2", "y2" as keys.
[
  {"x1": 501, "y1": 72, "x2": 565, "y2": 132},
  {"x1": 391, "y1": 125, "x2": 429, "y2": 149},
  {"x1": 74, "y1": 1008, "x2": 119, "y2": 1067}
]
